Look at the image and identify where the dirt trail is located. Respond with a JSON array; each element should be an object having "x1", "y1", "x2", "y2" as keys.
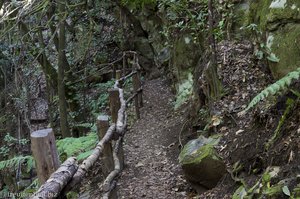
[{"x1": 117, "y1": 78, "x2": 189, "y2": 198}]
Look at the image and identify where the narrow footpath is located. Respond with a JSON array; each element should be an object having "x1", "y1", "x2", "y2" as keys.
[{"x1": 117, "y1": 78, "x2": 189, "y2": 198}]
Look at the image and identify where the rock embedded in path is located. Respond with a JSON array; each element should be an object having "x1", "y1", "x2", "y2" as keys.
[{"x1": 179, "y1": 135, "x2": 226, "y2": 189}]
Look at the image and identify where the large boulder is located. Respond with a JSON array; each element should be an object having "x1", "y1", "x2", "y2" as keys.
[
  {"x1": 171, "y1": 34, "x2": 202, "y2": 83},
  {"x1": 170, "y1": 34, "x2": 203, "y2": 108},
  {"x1": 133, "y1": 37, "x2": 156, "y2": 74},
  {"x1": 249, "y1": 0, "x2": 300, "y2": 78},
  {"x1": 179, "y1": 135, "x2": 226, "y2": 189}
]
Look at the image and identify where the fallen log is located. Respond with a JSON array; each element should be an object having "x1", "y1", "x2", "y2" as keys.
[{"x1": 30, "y1": 157, "x2": 78, "y2": 199}]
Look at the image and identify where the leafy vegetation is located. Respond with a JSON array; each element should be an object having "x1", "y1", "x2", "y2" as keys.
[
  {"x1": 242, "y1": 24, "x2": 280, "y2": 62},
  {"x1": 174, "y1": 72, "x2": 194, "y2": 109},
  {"x1": 0, "y1": 134, "x2": 29, "y2": 158},
  {"x1": 242, "y1": 67, "x2": 300, "y2": 113},
  {"x1": 0, "y1": 156, "x2": 34, "y2": 173},
  {"x1": 0, "y1": 0, "x2": 300, "y2": 198},
  {"x1": 232, "y1": 166, "x2": 299, "y2": 198},
  {"x1": 57, "y1": 132, "x2": 98, "y2": 161},
  {"x1": 121, "y1": 0, "x2": 156, "y2": 9},
  {"x1": 0, "y1": 131, "x2": 98, "y2": 175}
]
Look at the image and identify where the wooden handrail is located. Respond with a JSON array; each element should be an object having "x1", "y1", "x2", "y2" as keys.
[{"x1": 30, "y1": 51, "x2": 143, "y2": 199}]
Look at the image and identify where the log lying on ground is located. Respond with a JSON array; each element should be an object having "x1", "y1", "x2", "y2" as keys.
[
  {"x1": 62, "y1": 125, "x2": 116, "y2": 193},
  {"x1": 30, "y1": 157, "x2": 78, "y2": 199}
]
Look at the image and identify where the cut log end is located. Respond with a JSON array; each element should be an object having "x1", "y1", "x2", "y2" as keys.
[{"x1": 31, "y1": 128, "x2": 53, "y2": 138}]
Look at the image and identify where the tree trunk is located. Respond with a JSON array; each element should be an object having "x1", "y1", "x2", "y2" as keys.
[
  {"x1": 19, "y1": 21, "x2": 58, "y2": 89},
  {"x1": 206, "y1": 0, "x2": 222, "y2": 102},
  {"x1": 58, "y1": 1, "x2": 71, "y2": 137}
]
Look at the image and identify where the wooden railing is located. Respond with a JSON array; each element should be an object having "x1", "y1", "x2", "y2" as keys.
[{"x1": 29, "y1": 51, "x2": 143, "y2": 199}]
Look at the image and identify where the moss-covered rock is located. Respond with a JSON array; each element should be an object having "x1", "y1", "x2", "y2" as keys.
[
  {"x1": 169, "y1": 34, "x2": 203, "y2": 108},
  {"x1": 171, "y1": 34, "x2": 202, "y2": 83},
  {"x1": 133, "y1": 37, "x2": 155, "y2": 72},
  {"x1": 248, "y1": 0, "x2": 300, "y2": 78},
  {"x1": 233, "y1": 0, "x2": 251, "y2": 34},
  {"x1": 267, "y1": 24, "x2": 300, "y2": 78},
  {"x1": 179, "y1": 135, "x2": 226, "y2": 189}
]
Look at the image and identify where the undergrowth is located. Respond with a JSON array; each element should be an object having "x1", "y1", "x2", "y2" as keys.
[
  {"x1": 0, "y1": 155, "x2": 34, "y2": 173},
  {"x1": 89, "y1": 80, "x2": 114, "y2": 118},
  {"x1": 56, "y1": 132, "x2": 98, "y2": 162},
  {"x1": 242, "y1": 67, "x2": 300, "y2": 113},
  {"x1": 174, "y1": 72, "x2": 194, "y2": 109},
  {"x1": 0, "y1": 132, "x2": 98, "y2": 173}
]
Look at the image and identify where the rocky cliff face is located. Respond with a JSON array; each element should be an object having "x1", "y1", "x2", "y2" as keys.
[
  {"x1": 134, "y1": 0, "x2": 300, "y2": 107},
  {"x1": 237, "y1": 0, "x2": 300, "y2": 79}
]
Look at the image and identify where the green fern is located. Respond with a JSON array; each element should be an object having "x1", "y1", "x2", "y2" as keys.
[
  {"x1": 244, "y1": 67, "x2": 300, "y2": 112},
  {"x1": 0, "y1": 155, "x2": 34, "y2": 172},
  {"x1": 77, "y1": 150, "x2": 93, "y2": 161},
  {"x1": 56, "y1": 132, "x2": 98, "y2": 161},
  {"x1": 0, "y1": 133, "x2": 98, "y2": 172}
]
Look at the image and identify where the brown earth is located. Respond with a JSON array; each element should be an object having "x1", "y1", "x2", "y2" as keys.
[
  {"x1": 81, "y1": 40, "x2": 300, "y2": 199},
  {"x1": 198, "y1": 41, "x2": 300, "y2": 198},
  {"x1": 117, "y1": 78, "x2": 193, "y2": 198}
]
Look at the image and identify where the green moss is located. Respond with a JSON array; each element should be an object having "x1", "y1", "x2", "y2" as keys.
[
  {"x1": 170, "y1": 33, "x2": 202, "y2": 109},
  {"x1": 268, "y1": 24, "x2": 300, "y2": 78},
  {"x1": 249, "y1": 0, "x2": 300, "y2": 30},
  {"x1": 179, "y1": 135, "x2": 221, "y2": 165},
  {"x1": 292, "y1": 184, "x2": 300, "y2": 197},
  {"x1": 249, "y1": 0, "x2": 272, "y2": 30},
  {"x1": 233, "y1": 1, "x2": 251, "y2": 33},
  {"x1": 248, "y1": 0, "x2": 300, "y2": 79}
]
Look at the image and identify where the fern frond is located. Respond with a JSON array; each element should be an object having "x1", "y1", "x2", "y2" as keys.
[
  {"x1": 244, "y1": 67, "x2": 300, "y2": 112},
  {"x1": 56, "y1": 132, "x2": 97, "y2": 161},
  {"x1": 0, "y1": 155, "x2": 34, "y2": 171}
]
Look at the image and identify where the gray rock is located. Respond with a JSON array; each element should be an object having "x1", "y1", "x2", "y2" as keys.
[
  {"x1": 179, "y1": 135, "x2": 226, "y2": 189},
  {"x1": 241, "y1": 0, "x2": 300, "y2": 78}
]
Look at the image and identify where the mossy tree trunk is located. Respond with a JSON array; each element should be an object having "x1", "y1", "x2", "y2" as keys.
[
  {"x1": 58, "y1": 1, "x2": 71, "y2": 138},
  {"x1": 205, "y1": 0, "x2": 223, "y2": 103},
  {"x1": 47, "y1": 1, "x2": 86, "y2": 136}
]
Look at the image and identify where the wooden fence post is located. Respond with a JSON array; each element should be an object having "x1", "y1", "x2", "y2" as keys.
[
  {"x1": 109, "y1": 89, "x2": 121, "y2": 124},
  {"x1": 97, "y1": 115, "x2": 116, "y2": 199},
  {"x1": 132, "y1": 54, "x2": 143, "y2": 108},
  {"x1": 97, "y1": 116, "x2": 114, "y2": 177},
  {"x1": 122, "y1": 52, "x2": 126, "y2": 76},
  {"x1": 31, "y1": 129, "x2": 60, "y2": 184},
  {"x1": 132, "y1": 72, "x2": 140, "y2": 119}
]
